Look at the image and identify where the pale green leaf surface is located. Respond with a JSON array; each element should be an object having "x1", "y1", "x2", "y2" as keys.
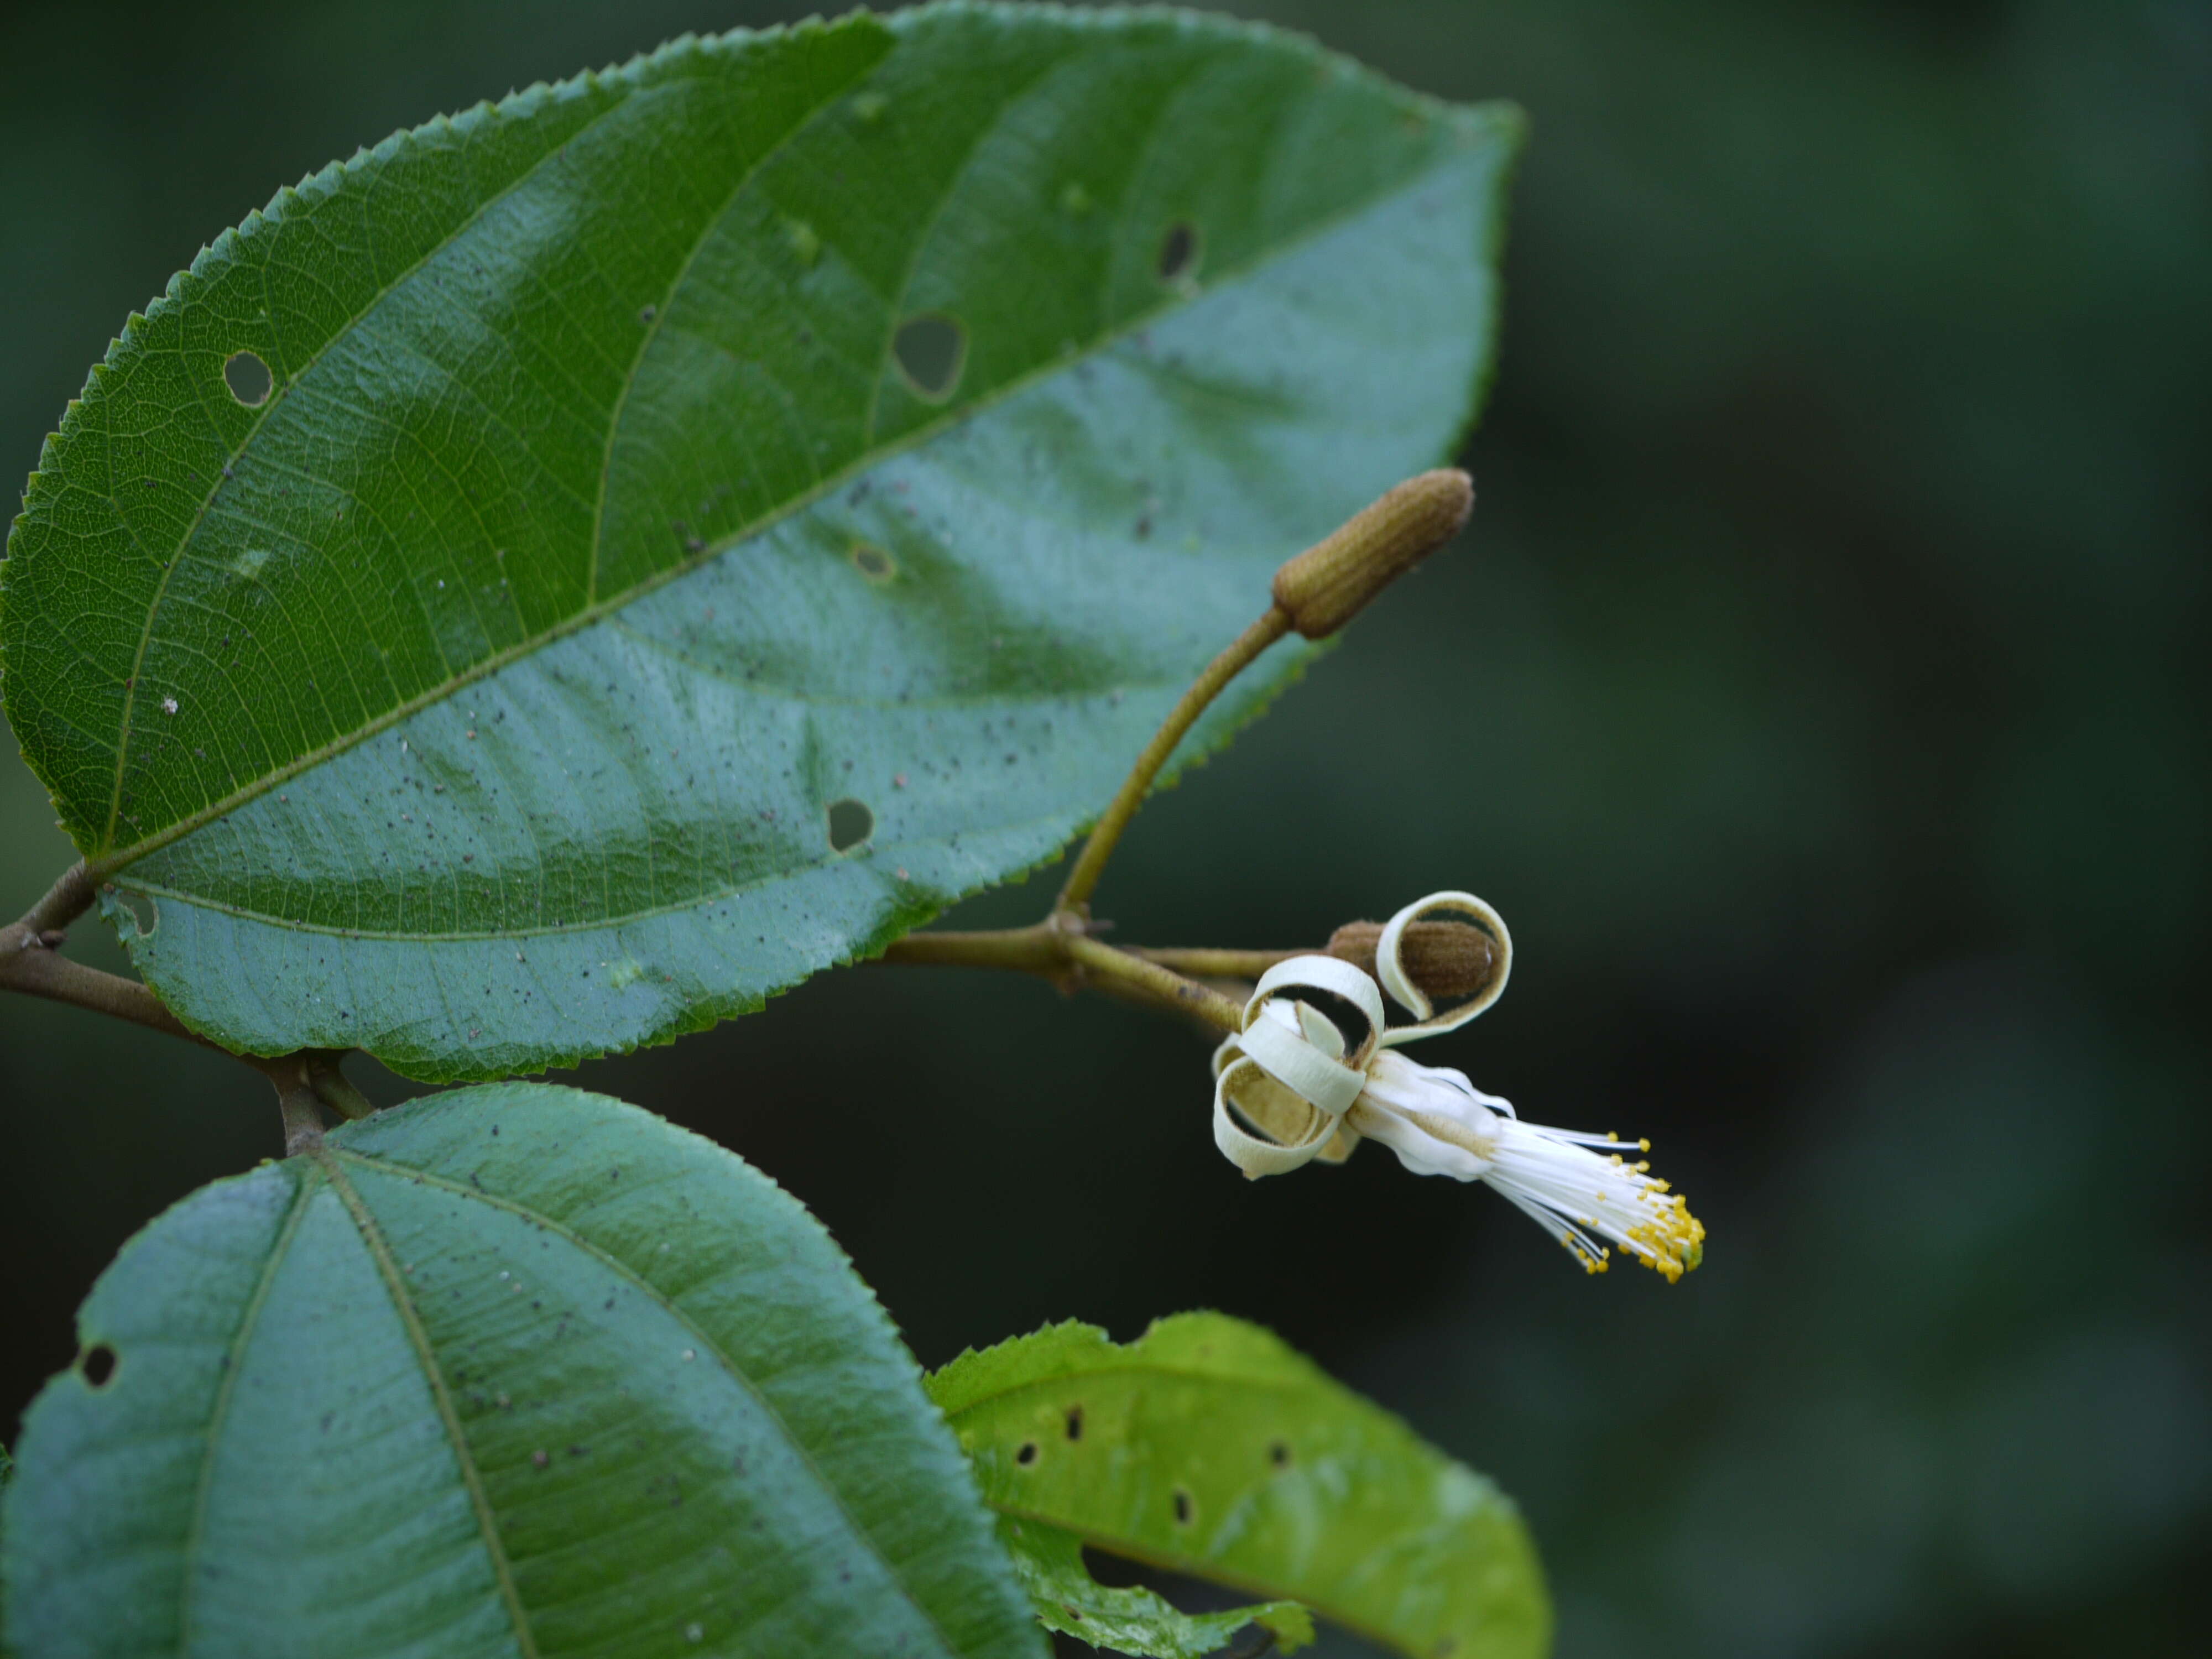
[
  {"x1": 997, "y1": 1514, "x2": 1312, "y2": 1657},
  {"x1": 0, "y1": 2, "x2": 1517, "y2": 1079},
  {"x1": 0, "y1": 1084, "x2": 1044, "y2": 1659},
  {"x1": 930, "y1": 1315, "x2": 1550, "y2": 1659}
]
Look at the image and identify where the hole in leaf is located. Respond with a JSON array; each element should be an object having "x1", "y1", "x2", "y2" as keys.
[
  {"x1": 826, "y1": 798, "x2": 873, "y2": 853},
  {"x1": 1171, "y1": 1488, "x2": 1193, "y2": 1525},
  {"x1": 1157, "y1": 221, "x2": 1200, "y2": 285},
  {"x1": 850, "y1": 542, "x2": 896, "y2": 583},
  {"x1": 1015, "y1": 1440, "x2": 1039, "y2": 1467},
  {"x1": 80, "y1": 1343, "x2": 118, "y2": 1387},
  {"x1": 892, "y1": 314, "x2": 964, "y2": 400},
  {"x1": 222, "y1": 349, "x2": 273, "y2": 407},
  {"x1": 1065, "y1": 1405, "x2": 1084, "y2": 1441},
  {"x1": 1269, "y1": 1440, "x2": 1291, "y2": 1468},
  {"x1": 117, "y1": 889, "x2": 159, "y2": 938}
]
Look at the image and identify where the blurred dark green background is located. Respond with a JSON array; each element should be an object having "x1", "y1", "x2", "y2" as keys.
[{"x1": 3, "y1": 1, "x2": 2205, "y2": 1653}]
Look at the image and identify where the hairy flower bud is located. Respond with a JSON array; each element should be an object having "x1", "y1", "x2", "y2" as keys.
[
  {"x1": 1270, "y1": 469, "x2": 1474, "y2": 639},
  {"x1": 1326, "y1": 919, "x2": 1495, "y2": 1005}
]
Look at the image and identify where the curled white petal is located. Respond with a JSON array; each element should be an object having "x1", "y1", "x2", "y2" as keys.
[
  {"x1": 1249, "y1": 953, "x2": 1386, "y2": 1036},
  {"x1": 1374, "y1": 890, "x2": 1512, "y2": 1046},
  {"x1": 1236, "y1": 1014, "x2": 1365, "y2": 1117}
]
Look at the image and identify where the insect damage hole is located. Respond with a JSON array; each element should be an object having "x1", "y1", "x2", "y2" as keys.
[
  {"x1": 1065, "y1": 1405, "x2": 1084, "y2": 1441},
  {"x1": 1171, "y1": 1488, "x2": 1193, "y2": 1525},
  {"x1": 1015, "y1": 1440, "x2": 1040, "y2": 1467},
  {"x1": 849, "y1": 542, "x2": 896, "y2": 583},
  {"x1": 826, "y1": 797, "x2": 873, "y2": 852},
  {"x1": 892, "y1": 314, "x2": 964, "y2": 401},
  {"x1": 222, "y1": 349, "x2": 273, "y2": 407},
  {"x1": 116, "y1": 889, "x2": 159, "y2": 938},
  {"x1": 1157, "y1": 221, "x2": 1201, "y2": 285},
  {"x1": 80, "y1": 1343, "x2": 118, "y2": 1388}
]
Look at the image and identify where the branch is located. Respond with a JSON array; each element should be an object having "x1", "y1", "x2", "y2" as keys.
[
  {"x1": 2, "y1": 863, "x2": 361, "y2": 1108},
  {"x1": 880, "y1": 918, "x2": 1245, "y2": 1032},
  {"x1": 0, "y1": 863, "x2": 204, "y2": 1044}
]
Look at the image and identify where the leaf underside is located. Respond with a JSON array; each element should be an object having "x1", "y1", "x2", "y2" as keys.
[
  {"x1": 0, "y1": 1084, "x2": 1046, "y2": 1659},
  {"x1": 0, "y1": 2, "x2": 1517, "y2": 1079},
  {"x1": 995, "y1": 1514, "x2": 1313, "y2": 1657},
  {"x1": 930, "y1": 1314, "x2": 1551, "y2": 1659}
]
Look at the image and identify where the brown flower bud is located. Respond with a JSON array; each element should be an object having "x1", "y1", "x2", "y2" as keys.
[
  {"x1": 1270, "y1": 469, "x2": 1474, "y2": 639},
  {"x1": 1326, "y1": 918, "x2": 1495, "y2": 1004}
]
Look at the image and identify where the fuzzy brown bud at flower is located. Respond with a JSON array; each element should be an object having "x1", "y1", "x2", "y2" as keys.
[
  {"x1": 1270, "y1": 469, "x2": 1473, "y2": 639},
  {"x1": 1326, "y1": 918, "x2": 1495, "y2": 1004}
]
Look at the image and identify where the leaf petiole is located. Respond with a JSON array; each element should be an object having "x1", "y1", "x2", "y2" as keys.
[{"x1": 1053, "y1": 606, "x2": 1291, "y2": 916}]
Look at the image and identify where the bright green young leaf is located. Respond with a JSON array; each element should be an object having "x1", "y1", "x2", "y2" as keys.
[
  {"x1": 0, "y1": 2, "x2": 1519, "y2": 1080},
  {"x1": 0, "y1": 1084, "x2": 1045, "y2": 1659},
  {"x1": 996, "y1": 1514, "x2": 1312, "y2": 1657},
  {"x1": 930, "y1": 1314, "x2": 1550, "y2": 1659}
]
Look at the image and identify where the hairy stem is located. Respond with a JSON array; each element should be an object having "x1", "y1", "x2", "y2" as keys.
[
  {"x1": 880, "y1": 919, "x2": 1244, "y2": 1032},
  {"x1": 1054, "y1": 606, "x2": 1290, "y2": 915},
  {"x1": 264, "y1": 1053, "x2": 329, "y2": 1155},
  {"x1": 1062, "y1": 935, "x2": 1244, "y2": 1030},
  {"x1": 1125, "y1": 945, "x2": 1310, "y2": 979}
]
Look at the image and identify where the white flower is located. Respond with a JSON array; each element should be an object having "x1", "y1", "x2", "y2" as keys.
[{"x1": 1211, "y1": 891, "x2": 1704, "y2": 1281}]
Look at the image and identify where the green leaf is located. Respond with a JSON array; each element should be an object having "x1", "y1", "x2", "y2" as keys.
[
  {"x1": 997, "y1": 1514, "x2": 1312, "y2": 1657},
  {"x1": 930, "y1": 1315, "x2": 1550, "y2": 1659},
  {"x1": 1, "y1": 1084, "x2": 1045, "y2": 1659},
  {"x1": 0, "y1": 3, "x2": 1519, "y2": 1080}
]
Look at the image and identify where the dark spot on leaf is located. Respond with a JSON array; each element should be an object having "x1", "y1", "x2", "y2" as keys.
[
  {"x1": 850, "y1": 542, "x2": 895, "y2": 582},
  {"x1": 1172, "y1": 1488, "x2": 1192, "y2": 1525},
  {"x1": 1065, "y1": 1405, "x2": 1083, "y2": 1441},
  {"x1": 827, "y1": 797, "x2": 873, "y2": 852},
  {"x1": 893, "y1": 314, "x2": 964, "y2": 400},
  {"x1": 1270, "y1": 1441, "x2": 1291, "y2": 1468},
  {"x1": 1015, "y1": 1441, "x2": 1039, "y2": 1467},
  {"x1": 1158, "y1": 221, "x2": 1200, "y2": 285},
  {"x1": 222, "y1": 349, "x2": 273, "y2": 406},
  {"x1": 80, "y1": 1343, "x2": 117, "y2": 1387}
]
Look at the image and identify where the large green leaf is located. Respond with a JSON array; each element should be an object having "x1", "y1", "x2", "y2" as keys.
[
  {"x1": 996, "y1": 1514, "x2": 1312, "y2": 1657},
  {"x1": 0, "y1": 1084, "x2": 1045, "y2": 1659},
  {"x1": 0, "y1": 2, "x2": 1517, "y2": 1079},
  {"x1": 930, "y1": 1315, "x2": 1550, "y2": 1659}
]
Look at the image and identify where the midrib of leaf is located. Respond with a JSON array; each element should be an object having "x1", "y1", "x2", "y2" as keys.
[
  {"x1": 118, "y1": 799, "x2": 1082, "y2": 939},
  {"x1": 316, "y1": 1151, "x2": 541, "y2": 1659},
  {"x1": 82, "y1": 115, "x2": 1485, "y2": 886},
  {"x1": 175, "y1": 1171, "x2": 315, "y2": 1656},
  {"x1": 328, "y1": 1148, "x2": 966, "y2": 1658}
]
